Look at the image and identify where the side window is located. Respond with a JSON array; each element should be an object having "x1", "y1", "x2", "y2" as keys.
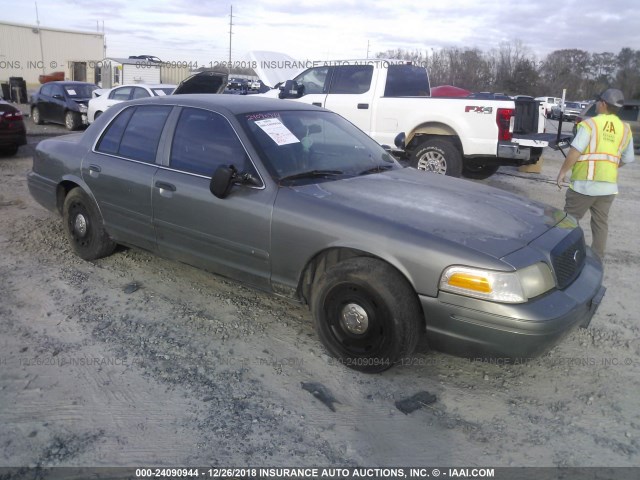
[
  {"x1": 294, "y1": 67, "x2": 330, "y2": 95},
  {"x1": 110, "y1": 87, "x2": 132, "y2": 101},
  {"x1": 96, "y1": 105, "x2": 171, "y2": 162},
  {"x1": 329, "y1": 65, "x2": 373, "y2": 94},
  {"x1": 41, "y1": 84, "x2": 52, "y2": 96},
  {"x1": 52, "y1": 85, "x2": 65, "y2": 97},
  {"x1": 132, "y1": 87, "x2": 151, "y2": 99},
  {"x1": 170, "y1": 107, "x2": 248, "y2": 176}
]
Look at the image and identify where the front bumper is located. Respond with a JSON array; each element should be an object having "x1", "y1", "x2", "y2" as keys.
[{"x1": 419, "y1": 253, "x2": 605, "y2": 360}]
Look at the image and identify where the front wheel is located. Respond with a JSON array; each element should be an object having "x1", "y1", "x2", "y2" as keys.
[
  {"x1": 63, "y1": 188, "x2": 116, "y2": 260},
  {"x1": 311, "y1": 257, "x2": 422, "y2": 373},
  {"x1": 32, "y1": 107, "x2": 43, "y2": 125},
  {"x1": 65, "y1": 111, "x2": 81, "y2": 130},
  {"x1": 409, "y1": 139, "x2": 462, "y2": 177}
]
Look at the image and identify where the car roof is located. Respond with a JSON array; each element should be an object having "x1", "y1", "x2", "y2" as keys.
[
  {"x1": 44, "y1": 81, "x2": 96, "y2": 86},
  {"x1": 129, "y1": 94, "x2": 325, "y2": 115}
]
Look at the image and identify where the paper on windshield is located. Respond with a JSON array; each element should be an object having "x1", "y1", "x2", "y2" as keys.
[
  {"x1": 66, "y1": 89, "x2": 77, "y2": 96},
  {"x1": 254, "y1": 118, "x2": 300, "y2": 146}
]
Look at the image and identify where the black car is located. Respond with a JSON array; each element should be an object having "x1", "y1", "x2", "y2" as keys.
[
  {"x1": 31, "y1": 81, "x2": 97, "y2": 130},
  {"x1": 0, "y1": 99, "x2": 27, "y2": 156},
  {"x1": 227, "y1": 78, "x2": 248, "y2": 90}
]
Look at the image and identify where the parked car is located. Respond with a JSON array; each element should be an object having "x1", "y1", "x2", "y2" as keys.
[
  {"x1": 0, "y1": 99, "x2": 27, "y2": 156},
  {"x1": 249, "y1": 79, "x2": 261, "y2": 91},
  {"x1": 573, "y1": 99, "x2": 640, "y2": 154},
  {"x1": 87, "y1": 84, "x2": 176, "y2": 123},
  {"x1": 31, "y1": 81, "x2": 97, "y2": 130},
  {"x1": 27, "y1": 95, "x2": 605, "y2": 372},
  {"x1": 227, "y1": 78, "x2": 248, "y2": 90},
  {"x1": 548, "y1": 100, "x2": 582, "y2": 121},
  {"x1": 535, "y1": 96, "x2": 562, "y2": 117}
]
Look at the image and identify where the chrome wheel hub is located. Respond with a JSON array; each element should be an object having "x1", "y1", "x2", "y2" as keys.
[
  {"x1": 417, "y1": 152, "x2": 447, "y2": 174},
  {"x1": 340, "y1": 303, "x2": 369, "y2": 335},
  {"x1": 74, "y1": 214, "x2": 88, "y2": 237}
]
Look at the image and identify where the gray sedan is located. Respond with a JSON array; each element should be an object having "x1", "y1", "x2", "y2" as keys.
[{"x1": 27, "y1": 95, "x2": 605, "y2": 372}]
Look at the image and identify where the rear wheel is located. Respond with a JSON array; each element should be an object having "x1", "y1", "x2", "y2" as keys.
[
  {"x1": 462, "y1": 161, "x2": 500, "y2": 180},
  {"x1": 409, "y1": 138, "x2": 462, "y2": 177},
  {"x1": 63, "y1": 188, "x2": 116, "y2": 260},
  {"x1": 65, "y1": 111, "x2": 80, "y2": 130},
  {"x1": 311, "y1": 257, "x2": 421, "y2": 373},
  {"x1": 0, "y1": 145, "x2": 19, "y2": 156}
]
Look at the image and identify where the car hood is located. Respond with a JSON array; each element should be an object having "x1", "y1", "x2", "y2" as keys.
[
  {"x1": 286, "y1": 168, "x2": 564, "y2": 259},
  {"x1": 247, "y1": 51, "x2": 306, "y2": 88},
  {"x1": 173, "y1": 71, "x2": 228, "y2": 95}
]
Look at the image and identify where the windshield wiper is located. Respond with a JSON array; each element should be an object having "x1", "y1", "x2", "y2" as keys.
[
  {"x1": 279, "y1": 170, "x2": 344, "y2": 182},
  {"x1": 358, "y1": 164, "x2": 395, "y2": 176}
]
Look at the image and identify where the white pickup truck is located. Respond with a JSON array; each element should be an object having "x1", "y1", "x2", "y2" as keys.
[{"x1": 253, "y1": 54, "x2": 565, "y2": 179}]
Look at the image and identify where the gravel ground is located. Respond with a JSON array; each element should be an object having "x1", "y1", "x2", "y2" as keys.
[{"x1": 0, "y1": 117, "x2": 638, "y2": 470}]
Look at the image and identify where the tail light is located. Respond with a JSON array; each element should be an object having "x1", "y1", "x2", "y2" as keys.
[
  {"x1": 1, "y1": 110, "x2": 23, "y2": 121},
  {"x1": 496, "y1": 108, "x2": 514, "y2": 141}
]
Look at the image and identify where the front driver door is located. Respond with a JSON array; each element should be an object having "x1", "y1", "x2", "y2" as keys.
[{"x1": 152, "y1": 106, "x2": 275, "y2": 289}]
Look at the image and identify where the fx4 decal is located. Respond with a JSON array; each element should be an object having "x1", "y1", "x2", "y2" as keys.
[{"x1": 465, "y1": 106, "x2": 493, "y2": 114}]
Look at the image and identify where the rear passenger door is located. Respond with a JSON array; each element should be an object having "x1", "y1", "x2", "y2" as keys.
[
  {"x1": 152, "y1": 106, "x2": 275, "y2": 289},
  {"x1": 82, "y1": 104, "x2": 172, "y2": 250}
]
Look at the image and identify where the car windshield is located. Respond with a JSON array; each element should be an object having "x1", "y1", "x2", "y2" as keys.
[
  {"x1": 565, "y1": 102, "x2": 581, "y2": 109},
  {"x1": 64, "y1": 85, "x2": 97, "y2": 98},
  {"x1": 239, "y1": 110, "x2": 399, "y2": 183}
]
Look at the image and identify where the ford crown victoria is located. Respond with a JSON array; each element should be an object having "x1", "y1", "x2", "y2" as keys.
[{"x1": 27, "y1": 95, "x2": 605, "y2": 372}]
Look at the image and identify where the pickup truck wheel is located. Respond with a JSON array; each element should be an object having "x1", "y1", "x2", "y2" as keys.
[
  {"x1": 462, "y1": 162, "x2": 500, "y2": 180},
  {"x1": 311, "y1": 257, "x2": 421, "y2": 373},
  {"x1": 63, "y1": 188, "x2": 116, "y2": 260},
  {"x1": 65, "y1": 111, "x2": 81, "y2": 131},
  {"x1": 410, "y1": 139, "x2": 462, "y2": 177},
  {"x1": 32, "y1": 107, "x2": 43, "y2": 125}
]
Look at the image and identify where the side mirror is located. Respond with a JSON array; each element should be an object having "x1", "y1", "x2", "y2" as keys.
[
  {"x1": 210, "y1": 165, "x2": 262, "y2": 199},
  {"x1": 394, "y1": 132, "x2": 406, "y2": 149},
  {"x1": 53, "y1": 94, "x2": 64, "y2": 100},
  {"x1": 278, "y1": 80, "x2": 304, "y2": 99},
  {"x1": 210, "y1": 165, "x2": 236, "y2": 199}
]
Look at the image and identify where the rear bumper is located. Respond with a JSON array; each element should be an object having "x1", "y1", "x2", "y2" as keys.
[
  {"x1": 419, "y1": 253, "x2": 604, "y2": 360},
  {"x1": 497, "y1": 141, "x2": 531, "y2": 162}
]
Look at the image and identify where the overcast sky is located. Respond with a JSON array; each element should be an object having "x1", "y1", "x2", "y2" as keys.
[{"x1": 2, "y1": 0, "x2": 639, "y2": 63}]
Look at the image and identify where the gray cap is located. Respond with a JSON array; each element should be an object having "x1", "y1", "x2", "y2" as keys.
[{"x1": 599, "y1": 88, "x2": 625, "y2": 107}]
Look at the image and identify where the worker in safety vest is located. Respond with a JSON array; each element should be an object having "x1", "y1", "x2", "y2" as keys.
[{"x1": 556, "y1": 88, "x2": 635, "y2": 260}]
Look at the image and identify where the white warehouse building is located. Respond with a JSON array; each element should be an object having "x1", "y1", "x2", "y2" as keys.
[{"x1": 0, "y1": 21, "x2": 105, "y2": 87}]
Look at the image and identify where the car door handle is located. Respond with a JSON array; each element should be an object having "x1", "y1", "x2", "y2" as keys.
[
  {"x1": 88, "y1": 164, "x2": 101, "y2": 178},
  {"x1": 312, "y1": 102, "x2": 322, "y2": 107},
  {"x1": 357, "y1": 103, "x2": 369, "y2": 109},
  {"x1": 155, "y1": 181, "x2": 176, "y2": 192}
]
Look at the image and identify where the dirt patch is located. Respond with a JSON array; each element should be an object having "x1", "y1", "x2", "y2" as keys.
[{"x1": 0, "y1": 144, "x2": 638, "y2": 468}]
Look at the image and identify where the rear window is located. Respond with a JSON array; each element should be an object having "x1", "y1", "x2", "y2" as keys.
[{"x1": 384, "y1": 64, "x2": 430, "y2": 97}]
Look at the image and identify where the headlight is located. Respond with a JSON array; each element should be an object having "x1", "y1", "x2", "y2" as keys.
[
  {"x1": 439, "y1": 263, "x2": 555, "y2": 303},
  {"x1": 78, "y1": 104, "x2": 88, "y2": 113}
]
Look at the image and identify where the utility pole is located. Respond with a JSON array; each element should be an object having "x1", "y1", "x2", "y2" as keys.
[
  {"x1": 35, "y1": 2, "x2": 45, "y2": 75},
  {"x1": 366, "y1": 40, "x2": 370, "y2": 59},
  {"x1": 228, "y1": 5, "x2": 233, "y2": 74}
]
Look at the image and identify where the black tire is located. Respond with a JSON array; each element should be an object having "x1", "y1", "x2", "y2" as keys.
[
  {"x1": 462, "y1": 162, "x2": 500, "y2": 180},
  {"x1": 0, "y1": 145, "x2": 19, "y2": 156},
  {"x1": 409, "y1": 138, "x2": 462, "y2": 177},
  {"x1": 63, "y1": 188, "x2": 116, "y2": 260},
  {"x1": 32, "y1": 107, "x2": 43, "y2": 125},
  {"x1": 65, "y1": 111, "x2": 81, "y2": 131},
  {"x1": 311, "y1": 257, "x2": 422, "y2": 373}
]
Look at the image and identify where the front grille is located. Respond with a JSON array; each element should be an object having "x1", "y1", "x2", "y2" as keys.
[{"x1": 551, "y1": 229, "x2": 586, "y2": 289}]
